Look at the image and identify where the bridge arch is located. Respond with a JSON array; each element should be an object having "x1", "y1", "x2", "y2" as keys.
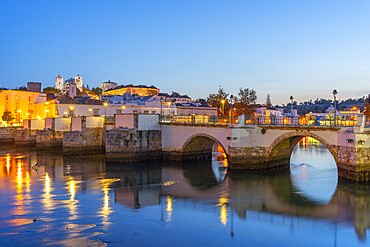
[
  {"x1": 181, "y1": 133, "x2": 228, "y2": 161},
  {"x1": 266, "y1": 131, "x2": 338, "y2": 164}
]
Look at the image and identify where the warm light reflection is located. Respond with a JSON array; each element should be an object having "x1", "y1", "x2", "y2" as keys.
[
  {"x1": 42, "y1": 172, "x2": 54, "y2": 212},
  {"x1": 68, "y1": 179, "x2": 78, "y2": 220},
  {"x1": 45, "y1": 173, "x2": 51, "y2": 194},
  {"x1": 16, "y1": 160, "x2": 23, "y2": 194},
  {"x1": 69, "y1": 179, "x2": 76, "y2": 200},
  {"x1": 99, "y1": 179, "x2": 118, "y2": 228},
  {"x1": 166, "y1": 196, "x2": 173, "y2": 222},
  {"x1": 218, "y1": 194, "x2": 228, "y2": 226},
  {"x1": 6, "y1": 154, "x2": 11, "y2": 174}
]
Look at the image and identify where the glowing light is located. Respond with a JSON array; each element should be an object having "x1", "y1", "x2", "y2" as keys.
[
  {"x1": 45, "y1": 173, "x2": 51, "y2": 194},
  {"x1": 69, "y1": 179, "x2": 76, "y2": 200},
  {"x1": 88, "y1": 108, "x2": 93, "y2": 112},
  {"x1": 217, "y1": 194, "x2": 228, "y2": 226},
  {"x1": 17, "y1": 109, "x2": 21, "y2": 113},
  {"x1": 166, "y1": 196, "x2": 173, "y2": 222},
  {"x1": 163, "y1": 181, "x2": 176, "y2": 186},
  {"x1": 103, "y1": 102, "x2": 108, "y2": 107},
  {"x1": 69, "y1": 106, "x2": 74, "y2": 111},
  {"x1": 6, "y1": 154, "x2": 11, "y2": 174},
  {"x1": 16, "y1": 160, "x2": 23, "y2": 193},
  {"x1": 36, "y1": 116, "x2": 41, "y2": 120},
  {"x1": 121, "y1": 105, "x2": 126, "y2": 110}
]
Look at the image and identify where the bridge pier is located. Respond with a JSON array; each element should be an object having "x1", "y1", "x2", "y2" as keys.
[{"x1": 227, "y1": 126, "x2": 370, "y2": 183}]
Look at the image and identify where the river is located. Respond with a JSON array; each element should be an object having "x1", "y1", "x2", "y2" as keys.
[{"x1": 0, "y1": 140, "x2": 369, "y2": 246}]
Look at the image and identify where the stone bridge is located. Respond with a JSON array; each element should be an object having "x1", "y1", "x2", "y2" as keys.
[{"x1": 161, "y1": 120, "x2": 370, "y2": 182}]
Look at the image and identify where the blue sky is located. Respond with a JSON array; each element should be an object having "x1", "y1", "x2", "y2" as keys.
[{"x1": 1, "y1": 0, "x2": 370, "y2": 104}]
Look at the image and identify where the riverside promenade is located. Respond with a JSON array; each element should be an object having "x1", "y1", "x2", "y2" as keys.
[{"x1": 1, "y1": 113, "x2": 370, "y2": 182}]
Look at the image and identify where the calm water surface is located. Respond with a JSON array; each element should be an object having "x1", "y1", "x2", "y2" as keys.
[{"x1": 0, "y1": 142, "x2": 369, "y2": 247}]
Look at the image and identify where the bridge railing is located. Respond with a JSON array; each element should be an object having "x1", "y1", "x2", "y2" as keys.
[
  {"x1": 160, "y1": 115, "x2": 228, "y2": 125},
  {"x1": 244, "y1": 116, "x2": 357, "y2": 128}
]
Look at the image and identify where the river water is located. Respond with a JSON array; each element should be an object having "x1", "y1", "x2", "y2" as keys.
[{"x1": 0, "y1": 141, "x2": 369, "y2": 247}]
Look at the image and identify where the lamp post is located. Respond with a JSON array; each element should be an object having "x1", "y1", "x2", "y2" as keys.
[
  {"x1": 289, "y1": 96, "x2": 294, "y2": 112},
  {"x1": 160, "y1": 99, "x2": 163, "y2": 122},
  {"x1": 103, "y1": 102, "x2": 108, "y2": 117},
  {"x1": 332, "y1": 89, "x2": 338, "y2": 127},
  {"x1": 229, "y1": 95, "x2": 234, "y2": 124},
  {"x1": 69, "y1": 106, "x2": 75, "y2": 118},
  {"x1": 88, "y1": 108, "x2": 93, "y2": 117},
  {"x1": 221, "y1": 99, "x2": 225, "y2": 116},
  {"x1": 121, "y1": 105, "x2": 126, "y2": 114}
]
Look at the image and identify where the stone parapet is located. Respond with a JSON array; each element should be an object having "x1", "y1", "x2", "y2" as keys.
[{"x1": 63, "y1": 128, "x2": 104, "y2": 154}]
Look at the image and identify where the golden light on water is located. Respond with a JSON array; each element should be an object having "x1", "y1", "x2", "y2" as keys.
[
  {"x1": 166, "y1": 196, "x2": 173, "y2": 222},
  {"x1": 16, "y1": 160, "x2": 23, "y2": 193},
  {"x1": 42, "y1": 172, "x2": 54, "y2": 212},
  {"x1": 69, "y1": 179, "x2": 76, "y2": 200},
  {"x1": 68, "y1": 179, "x2": 78, "y2": 220},
  {"x1": 45, "y1": 173, "x2": 51, "y2": 194},
  {"x1": 6, "y1": 154, "x2": 11, "y2": 175},
  {"x1": 218, "y1": 195, "x2": 229, "y2": 226}
]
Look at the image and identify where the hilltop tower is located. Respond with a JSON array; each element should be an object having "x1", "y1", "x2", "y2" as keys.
[
  {"x1": 75, "y1": 74, "x2": 84, "y2": 91},
  {"x1": 55, "y1": 74, "x2": 64, "y2": 91}
]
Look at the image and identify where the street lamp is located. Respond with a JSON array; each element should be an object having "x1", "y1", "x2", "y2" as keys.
[
  {"x1": 88, "y1": 108, "x2": 93, "y2": 116},
  {"x1": 160, "y1": 98, "x2": 164, "y2": 122},
  {"x1": 103, "y1": 102, "x2": 108, "y2": 117},
  {"x1": 121, "y1": 105, "x2": 126, "y2": 114},
  {"x1": 69, "y1": 106, "x2": 75, "y2": 118},
  {"x1": 229, "y1": 95, "x2": 234, "y2": 124},
  {"x1": 289, "y1": 96, "x2": 294, "y2": 112},
  {"x1": 221, "y1": 99, "x2": 226, "y2": 116},
  {"x1": 332, "y1": 89, "x2": 338, "y2": 127}
]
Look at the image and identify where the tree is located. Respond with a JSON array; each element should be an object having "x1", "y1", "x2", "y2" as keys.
[
  {"x1": 90, "y1": 87, "x2": 103, "y2": 96},
  {"x1": 207, "y1": 87, "x2": 229, "y2": 115},
  {"x1": 43, "y1": 87, "x2": 61, "y2": 94},
  {"x1": 364, "y1": 95, "x2": 370, "y2": 118},
  {"x1": 234, "y1": 87, "x2": 258, "y2": 116},
  {"x1": 236, "y1": 88, "x2": 257, "y2": 105},
  {"x1": 2, "y1": 110, "x2": 14, "y2": 124},
  {"x1": 266, "y1": 94, "x2": 272, "y2": 107},
  {"x1": 18, "y1": 86, "x2": 28, "y2": 91}
]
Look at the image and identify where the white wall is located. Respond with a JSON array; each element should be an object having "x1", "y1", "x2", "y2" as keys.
[
  {"x1": 137, "y1": 114, "x2": 160, "y2": 130},
  {"x1": 86, "y1": 116, "x2": 104, "y2": 128},
  {"x1": 115, "y1": 114, "x2": 135, "y2": 129},
  {"x1": 54, "y1": 118, "x2": 71, "y2": 131}
]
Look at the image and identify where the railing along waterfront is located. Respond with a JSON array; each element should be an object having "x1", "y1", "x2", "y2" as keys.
[
  {"x1": 159, "y1": 114, "x2": 360, "y2": 128},
  {"x1": 247, "y1": 116, "x2": 357, "y2": 128}
]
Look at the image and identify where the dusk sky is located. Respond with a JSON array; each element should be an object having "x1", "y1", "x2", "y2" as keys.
[{"x1": 1, "y1": 0, "x2": 370, "y2": 104}]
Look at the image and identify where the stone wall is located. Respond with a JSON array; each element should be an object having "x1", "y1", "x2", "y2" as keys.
[
  {"x1": 0, "y1": 127, "x2": 17, "y2": 144},
  {"x1": 63, "y1": 128, "x2": 104, "y2": 154},
  {"x1": 14, "y1": 129, "x2": 37, "y2": 146},
  {"x1": 105, "y1": 129, "x2": 162, "y2": 162},
  {"x1": 36, "y1": 130, "x2": 64, "y2": 149}
]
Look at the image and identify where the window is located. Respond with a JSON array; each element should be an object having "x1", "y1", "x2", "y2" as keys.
[
  {"x1": 133, "y1": 110, "x2": 138, "y2": 114},
  {"x1": 29, "y1": 96, "x2": 32, "y2": 102},
  {"x1": 93, "y1": 108, "x2": 100, "y2": 116},
  {"x1": 144, "y1": 110, "x2": 149, "y2": 114},
  {"x1": 116, "y1": 109, "x2": 122, "y2": 114},
  {"x1": 151, "y1": 111, "x2": 156, "y2": 114},
  {"x1": 5, "y1": 95, "x2": 8, "y2": 100}
]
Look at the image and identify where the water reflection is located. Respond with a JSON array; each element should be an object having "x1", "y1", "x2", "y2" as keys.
[
  {"x1": 290, "y1": 138, "x2": 338, "y2": 204},
  {"x1": 0, "y1": 146, "x2": 369, "y2": 246}
]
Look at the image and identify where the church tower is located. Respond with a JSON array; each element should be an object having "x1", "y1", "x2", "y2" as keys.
[
  {"x1": 75, "y1": 74, "x2": 84, "y2": 91},
  {"x1": 55, "y1": 74, "x2": 64, "y2": 91}
]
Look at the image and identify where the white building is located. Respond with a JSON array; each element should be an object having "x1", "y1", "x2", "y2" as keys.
[
  {"x1": 101, "y1": 80, "x2": 118, "y2": 92},
  {"x1": 75, "y1": 74, "x2": 84, "y2": 91},
  {"x1": 55, "y1": 74, "x2": 64, "y2": 91}
]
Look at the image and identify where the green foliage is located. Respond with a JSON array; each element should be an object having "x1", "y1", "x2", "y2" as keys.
[
  {"x1": 206, "y1": 87, "x2": 229, "y2": 115},
  {"x1": 2, "y1": 111, "x2": 14, "y2": 123},
  {"x1": 364, "y1": 96, "x2": 370, "y2": 117},
  {"x1": 266, "y1": 94, "x2": 272, "y2": 107},
  {"x1": 236, "y1": 88, "x2": 257, "y2": 105},
  {"x1": 43, "y1": 87, "x2": 61, "y2": 94},
  {"x1": 17, "y1": 86, "x2": 28, "y2": 91},
  {"x1": 90, "y1": 87, "x2": 103, "y2": 95}
]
